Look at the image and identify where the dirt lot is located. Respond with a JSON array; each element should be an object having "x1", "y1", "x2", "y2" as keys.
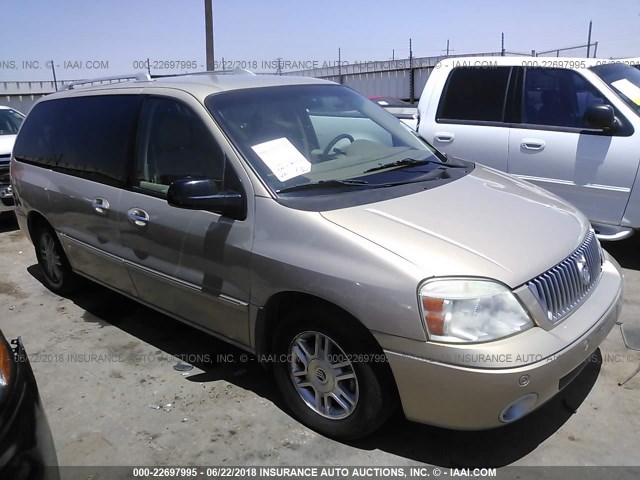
[{"x1": 1, "y1": 213, "x2": 639, "y2": 472}]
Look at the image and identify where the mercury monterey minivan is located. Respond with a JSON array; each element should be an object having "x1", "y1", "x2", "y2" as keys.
[{"x1": 11, "y1": 72, "x2": 623, "y2": 439}]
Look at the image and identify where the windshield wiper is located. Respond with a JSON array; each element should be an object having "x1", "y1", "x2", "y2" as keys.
[
  {"x1": 276, "y1": 178, "x2": 369, "y2": 194},
  {"x1": 364, "y1": 157, "x2": 465, "y2": 174}
]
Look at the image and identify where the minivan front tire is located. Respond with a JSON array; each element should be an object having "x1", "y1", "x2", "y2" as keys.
[{"x1": 272, "y1": 306, "x2": 395, "y2": 440}]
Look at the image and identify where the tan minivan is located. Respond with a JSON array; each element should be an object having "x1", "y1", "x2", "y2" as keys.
[{"x1": 11, "y1": 72, "x2": 623, "y2": 439}]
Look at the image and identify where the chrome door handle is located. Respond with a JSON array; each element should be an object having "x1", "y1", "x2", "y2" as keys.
[
  {"x1": 434, "y1": 132, "x2": 454, "y2": 143},
  {"x1": 127, "y1": 208, "x2": 149, "y2": 227},
  {"x1": 521, "y1": 138, "x2": 546, "y2": 151},
  {"x1": 91, "y1": 198, "x2": 110, "y2": 215}
]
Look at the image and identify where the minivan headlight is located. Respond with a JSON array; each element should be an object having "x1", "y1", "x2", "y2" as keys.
[{"x1": 419, "y1": 279, "x2": 533, "y2": 343}]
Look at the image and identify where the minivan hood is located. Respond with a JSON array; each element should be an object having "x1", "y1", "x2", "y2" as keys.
[
  {"x1": 321, "y1": 165, "x2": 590, "y2": 287},
  {"x1": 0, "y1": 135, "x2": 17, "y2": 156}
]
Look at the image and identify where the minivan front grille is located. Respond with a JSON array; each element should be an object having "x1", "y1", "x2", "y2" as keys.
[{"x1": 527, "y1": 230, "x2": 602, "y2": 324}]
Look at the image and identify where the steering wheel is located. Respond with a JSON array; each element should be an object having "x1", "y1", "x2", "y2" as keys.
[{"x1": 322, "y1": 134, "x2": 355, "y2": 157}]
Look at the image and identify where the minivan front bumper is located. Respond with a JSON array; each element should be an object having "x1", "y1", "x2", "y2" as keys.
[{"x1": 382, "y1": 256, "x2": 623, "y2": 430}]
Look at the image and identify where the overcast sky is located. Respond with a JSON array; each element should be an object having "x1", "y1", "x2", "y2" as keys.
[{"x1": 3, "y1": 0, "x2": 639, "y2": 81}]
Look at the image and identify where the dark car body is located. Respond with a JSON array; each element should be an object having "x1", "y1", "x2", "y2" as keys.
[{"x1": 0, "y1": 331, "x2": 59, "y2": 480}]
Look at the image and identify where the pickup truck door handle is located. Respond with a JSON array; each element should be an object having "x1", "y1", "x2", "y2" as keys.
[
  {"x1": 91, "y1": 198, "x2": 110, "y2": 215},
  {"x1": 434, "y1": 132, "x2": 454, "y2": 143},
  {"x1": 521, "y1": 139, "x2": 546, "y2": 151},
  {"x1": 127, "y1": 208, "x2": 150, "y2": 227}
]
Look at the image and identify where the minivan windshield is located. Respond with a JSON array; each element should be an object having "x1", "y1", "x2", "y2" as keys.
[
  {"x1": 206, "y1": 84, "x2": 465, "y2": 196},
  {"x1": 0, "y1": 108, "x2": 24, "y2": 136},
  {"x1": 591, "y1": 63, "x2": 640, "y2": 117}
]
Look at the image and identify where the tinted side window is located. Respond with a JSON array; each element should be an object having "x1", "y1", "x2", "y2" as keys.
[
  {"x1": 135, "y1": 98, "x2": 240, "y2": 196},
  {"x1": 13, "y1": 96, "x2": 141, "y2": 187},
  {"x1": 523, "y1": 68, "x2": 608, "y2": 128},
  {"x1": 438, "y1": 67, "x2": 511, "y2": 122}
]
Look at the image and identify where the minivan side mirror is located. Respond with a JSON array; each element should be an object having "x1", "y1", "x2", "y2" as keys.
[
  {"x1": 584, "y1": 104, "x2": 616, "y2": 130},
  {"x1": 167, "y1": 178, "x2": 245, "y2": 219}
]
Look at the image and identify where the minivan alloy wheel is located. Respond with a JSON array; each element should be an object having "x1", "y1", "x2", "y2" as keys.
[
  {"x1": 40, "y1": 231, "x2": 63, "y2": 285},
  {"x1": 34, "y1": 225, "x2": 79, "y2": 294},
  {"x1": 288, "y1": 331, "x2": 359, "y2": 419}
]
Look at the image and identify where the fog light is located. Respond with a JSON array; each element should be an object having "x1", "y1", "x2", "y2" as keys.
[
  {"x1": 0, "y1": 187, "x2": 11, "y2": 199},
  {"x1": 499, "y1": 393, "x2": 538, "y2": 423}
]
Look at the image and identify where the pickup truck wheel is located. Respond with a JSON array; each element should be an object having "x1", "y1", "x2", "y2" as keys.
[
  {"x1": 34, "y1": 226, "x2": 79, "y2": 294},
  {"x1": 273, "y1": 307, "x2": 394, "y2": 440}
]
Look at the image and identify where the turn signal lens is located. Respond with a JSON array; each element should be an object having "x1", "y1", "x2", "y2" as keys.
[
  {"x1": 0, "y1": 339, "x2": 13, "y2": 388},
  {"x1": 421, "y1": 297, "x2": 446, "y2": 335}
]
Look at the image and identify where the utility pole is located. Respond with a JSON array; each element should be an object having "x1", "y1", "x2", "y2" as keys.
[
  {"x1": 276, "y1": 58, "x2": 282, "y2": 75},
  {"x1": 204, "y1": 0, "x2": 215, "y2": 70},
  {"x1": 409, "y1": 38, "x2": 414, "y2": 104},
  {"x1": 51, "y1": 60, "x2": 58, "y2": 91},
  {"x1": 338, "y1": 48, "x2": 342, "y2": 84},
  {"x1": 501, "y1": 32, "x2": 505, "y2": 56},
  {"x1": 442, "y1": 39, "x2": 454, "y2": 57},
  {"x1": 586, "y1": 20, "x2": 592, "y2": 58}
]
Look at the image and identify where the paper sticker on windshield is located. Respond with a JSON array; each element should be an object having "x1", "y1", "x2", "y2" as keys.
[
  {"x1": 612, "y1": 79, "x2": 640, "y2": 106},
  {"x1": 251, "y1": 138, "x2": 311, "y2": 182}
]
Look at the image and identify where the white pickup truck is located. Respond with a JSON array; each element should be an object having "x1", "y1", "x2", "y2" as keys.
[
  {"x1": 416, "y1": 56, "x2": 640, "y2": 240},
  {"x1": 0, "y1": 106, "x2": 25, "y2": 215}
]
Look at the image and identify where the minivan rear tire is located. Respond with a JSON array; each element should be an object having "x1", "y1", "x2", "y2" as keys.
[{"x1": 34, "y1": 225, "x2": 79, "y2": 295}]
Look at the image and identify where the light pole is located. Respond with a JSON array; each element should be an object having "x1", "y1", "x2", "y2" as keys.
[{"x1": 205, "y1": 0, "x2": 214, "y2": 70}]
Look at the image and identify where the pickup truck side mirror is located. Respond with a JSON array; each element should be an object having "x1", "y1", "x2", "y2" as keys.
[
  {"x1": 584, "y1": 104, "x2": 616, "y2": 130},
  {"x1": 167, "y1": 178, "x2": 245, "y2": 220}
]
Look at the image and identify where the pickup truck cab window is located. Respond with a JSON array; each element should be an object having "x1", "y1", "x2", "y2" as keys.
[
  {"x1": 523, "y1": 68, "x2": 608, "y2": 128},
  {"x1": 0, "y1": 108, "x2": 24, "y2": 135},
  {"x1": 437, "y1": 67, "x2": 512, "y2": 122}
]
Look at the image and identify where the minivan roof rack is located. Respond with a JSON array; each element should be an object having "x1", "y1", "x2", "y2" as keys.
[
  {"x1": 63, "y1": 73, "x2": 151, "y2": 90},
  {"x1": 152, "y1": 68, "x2": 257, "y2": 79},
  {"x1": 199, "y1": 68, "x2": 256, "y2": 76}
]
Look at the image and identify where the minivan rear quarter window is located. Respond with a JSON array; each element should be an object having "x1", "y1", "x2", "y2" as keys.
[
  {"x1": 437, "y1": 67, "x2": 511, "y2": 122},
  {"x1": 13, "y1": 95, "x2": 141, "y2": 187}
]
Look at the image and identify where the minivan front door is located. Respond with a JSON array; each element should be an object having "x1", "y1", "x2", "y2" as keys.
[
  {"x1": 120, "y1": 96, "x2": 254, "y2": 346},
  {"x1": 507, "y1": 67, "x2": 640, "y2": 227}
]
